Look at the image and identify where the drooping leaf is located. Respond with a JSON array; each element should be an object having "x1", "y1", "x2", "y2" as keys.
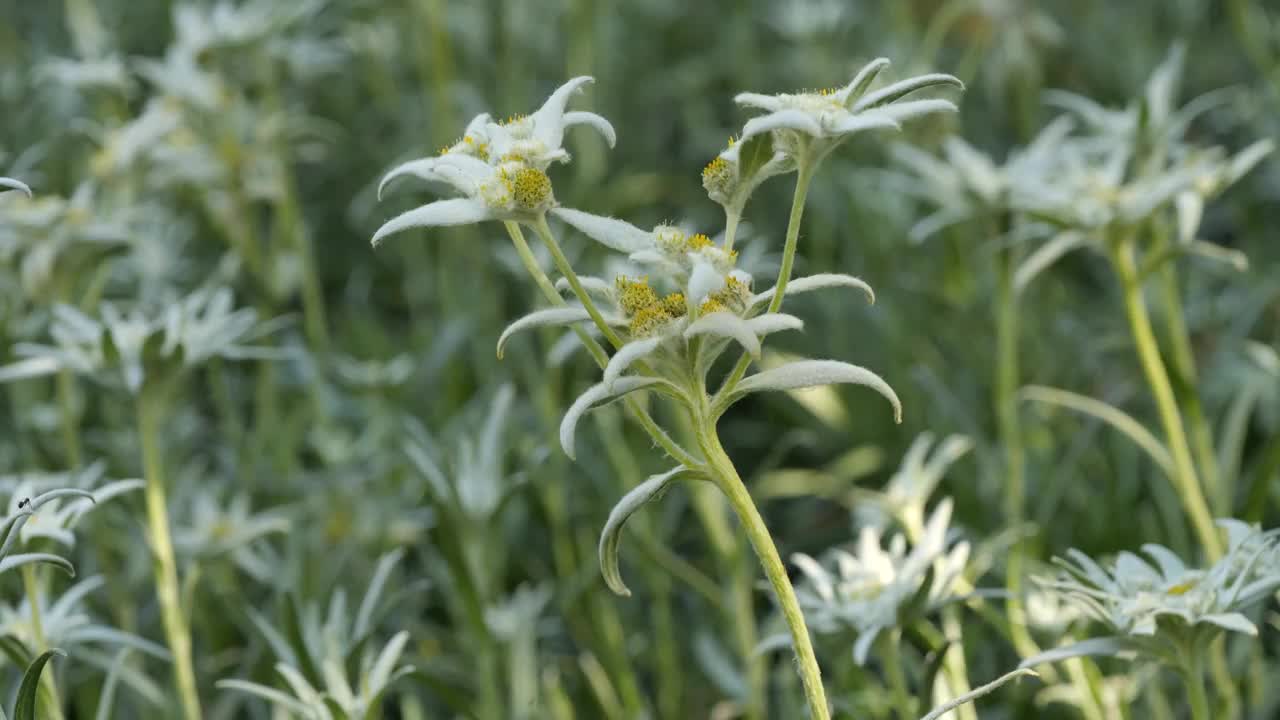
[
  {"x1": 599, "y1": 467, "x2": 695, "y2": 596},
  {"x1": 14, "y1": 649, "x2": 65, "y2": 720}
]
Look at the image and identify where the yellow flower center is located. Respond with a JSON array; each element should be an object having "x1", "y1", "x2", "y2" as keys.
[
  {"x1": 616, "y1": 276, "x2": 659, "y2": 315},
  {"x1": 661, "y1": 292, "x2": 687, "y2": 317},
  {"x1": 629, "y1": 304, "x2": 674, "y2": 336},
  {"x1": 510, "y1": 167, "x2": 553, "y2": 210}
]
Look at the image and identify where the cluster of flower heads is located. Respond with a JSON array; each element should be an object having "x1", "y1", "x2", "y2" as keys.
[{"x1": 1035, "y1": 521, "x2": 1280, "y2": 642}]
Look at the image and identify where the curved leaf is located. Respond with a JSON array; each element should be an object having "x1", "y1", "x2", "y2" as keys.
[
  {"x1": 920, "y1": 668, "x2": 1038, "y2": 720},
  {"x1": 1019, "y1": 637, "x2": 1134, "y2": 669},
  {"x1": 1021, "y1": 385, "x2": 1174, "y2": 478},
  {"x1": 732, "y1": 360, "x2": 902, "y2": 423},
  {"x1": 603, "y1": 338, "x2": 663, "y2": 389},
  {"x1": 371, "y1": 198, "x2": 492, "y2": 247},
  {"x1": 14, "y1": 649, "x2": 65, "y2": 720},
  {"x1": 561, "y1": 377, "x2": 665, "y2": 459},
  {"x1": 0, "y1": 553, "x2": 74, "y2": 578},
  {"x1": 0, "y1": 177, "x2": 31, "y2": 197},
  {"x1": 751, "y1": 273, "x2": 875, "y2": 307},
  {"x1": 600, "y1": 467, "x2": 696, "y2": 596},
  {"x1": 497, "y1": 308, "x2": 593, "y2": 359},
  {"x1": 683, "y1": 312, "x2": 760, "y2": 358}
]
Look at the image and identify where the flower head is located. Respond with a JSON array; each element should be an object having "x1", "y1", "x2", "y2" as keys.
[
  {"x1": 791, "y1": 500, "x2": 972, "y2": 664},
  {"x1": 372, "y1": 77, "x2": 615, "y2": 246},
  {"x1": 734, "y1": 58, "x2": 963, "y2": 162}
]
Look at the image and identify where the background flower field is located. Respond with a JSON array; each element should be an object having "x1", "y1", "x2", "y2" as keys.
[{"x1": 0, "y1": 0, "x2": 1278, "y2": 718}]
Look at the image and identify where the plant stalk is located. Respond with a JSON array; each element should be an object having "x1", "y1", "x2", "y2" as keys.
[
  {"x1": 137, "y1": 384, "x2": 203, "y2": 720},
  {"x1": 1112, "y1": 243, "x2": 1223, "y2": 559},
  {"x1": 696, "y1": 425, "x2": 829, "y2": 720},
  {"x1": 23, "y1": 565, "x2": 65, "y2": 720}
]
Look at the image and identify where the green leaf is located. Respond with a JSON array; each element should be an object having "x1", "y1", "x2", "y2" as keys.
[
  {"x1": 737, "y1": 131, "x2": 774, "y2": 180},
  {"x1": 282, "y1": 595, "x2": 321, "y2": 685},
  {"x1": 0, "y1": 553, "x2": 76, "y2": 578},
  {"x1": 1019, "y1": 637, "x2": 1134, "y2": 669},
  {"x1": 13, "y1": 649, "x2": 65, "y2": 720},
  {"x1": 1021, "y1": 385, "x2": 1174, "y2": 478},
  {"x1": 599, "y1": 467, "x2": 696, "y2": 596}
]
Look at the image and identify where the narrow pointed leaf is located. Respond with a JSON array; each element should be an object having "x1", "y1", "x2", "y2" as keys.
[
  {"x1": 1015, "y1": 232, "x2": 1088, "y2": 293},
  {"x1": 551, "y1": 208, "x2": 653, "y2": 253},
  {"x1": 920, "y1": 668, "x2": 1038, "y2": 720},
  {"x1": 740, "y1": 110, "x2": 823, "y2": 142},
  {"x1": 852, "y1": 73, "x2": 963, "y2": 111},
  {"x1": 839, "y1": 57, "x2": 891, "y2": 105},
  {"x1": 1021, "y1": 385, "x2": 1174, "y2": 478},
  {"x1": 0, "y1": 553, "x2": 75, "y2": 577},
  {"x1": 684, "y1": 312, "x2": 761, "y2": 357},
  {"x1": 734, "y1": 360, "x2": 902, "y2": 423},
  {"x1": 497, "y1": 308, "x2": 593, "y2": 359},
  {"x1": 563, "y1": 112, "x2": 617, "y2": 148},
  {"x1": 604, "y1": 338, "x2": 663, "y2": 389},
  {"x1": 600, "y1": 467, "x2": 694, "y2": 596},
  {"x1": 561, "y1": 377, "x2": 665, "y2": 459},
  {"x1": 0, "y1": 178, "x2": 31, "y2": 196},
  {"x1": 1019, "y1": 637, "x2": 1134, "y2": 668},
  {"x1": 751, "y1": 273, "x2": 875, "y2": 307},
  {"x1": 371, "y1": 199, "x2": 492, "y2": 247},
  {"x1": 14, "y1": 650, "x2": 64, "y2": 720}
]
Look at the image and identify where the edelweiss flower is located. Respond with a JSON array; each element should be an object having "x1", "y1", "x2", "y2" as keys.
[
  {"x1": 791, "y1": 499, "x2": 972, "y2": 664},
  {"x1": 1023, "y1": 520, "x2": 1280, "y2": 668},
  {"x1": 734, "y1": 58, "x2": 963, "y2": 160},
  {"x1": 372, "y1": 77, "x2": 616, "y2": 246},
  {"x1": 854, "y1": 431, "x2": 974, "y2": 534}
]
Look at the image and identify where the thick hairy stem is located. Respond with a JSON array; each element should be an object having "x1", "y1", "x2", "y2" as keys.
[
  {"x1": 505, "y1": 221, "x2": 698, "y2": 467},
  {"x1": 138, "y1": 385, "x2": 203, "y2": 720},
  {"x1": 697, "y1": 426, "x2": 829, "y2": 720},
  {"x1": 1112, "y1": 244, "x2": 1223, "y2": 559},
  {"x1": 720, "y1": 159, "x2": 815, "y2": 396}
]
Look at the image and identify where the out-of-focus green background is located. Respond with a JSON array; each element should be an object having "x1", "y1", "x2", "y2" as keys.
[{"x1": 0, "y1": 0, "x2": 1277, "y2": 717}]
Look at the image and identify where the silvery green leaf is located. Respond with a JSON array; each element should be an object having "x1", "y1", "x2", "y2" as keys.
[
  {"x1": 746, "y1": 313, "x2": 804, "y2": 338},
  {"x1": 555, "y1": 275, "x2": 612, "y2": 298},
  {"x1": 323, "y1": 659, "x2": 355, "y2": 708},
  {"x1": 684, "y1": 312, "x2": 761, "y2": 357},
  {"x1": 733, "y1": 360, "x2": 901, "y2": 423},
  {"x1": 1022, "y1": 385, "x2": 1174, "y2": 476},
  {"x1": 852, "y1": 626, "x2": 881, "y2": 666},
  {"x1": 604, "y1": 337, "x2": 664, "y2": 389},
  {"x1": 1185, "y1": 240, "x2": 1248, "y2": 272},
  {"x1": 15, "y1": 650, "x2": 64, "y2": 720},
  {"x1": 29, "y1": 488, "x2": 95, "y2": 511},
  {"x1": 0, "y1": 178, "x2": 31, "y2": 196},
  {"x1": 1226, "y1": 139, "x2": 1275, "y2": 184},
  {"x1": 919, "y1": 668, "x2": 1038, "y2": 720},
  {"x1": 0, "y1": 357, "x2": 63, "y2": 383},
  {"x1": 737, "y1": 131, "x2": 776, "y2": 180},
  {"x1": 1014, "y1": 232, "x2": 1088, "y2": 293},
  {"x1": 838, "y1": 57, "x2": 891, "y2": 105},
  {"x1": 367, "y1": 631, "x2": 412, "y2": 693},
  {"x1": 734, "y1": 92, "x2": 784, "y2": 111},
  {"x1": 0, "y1": 512, "x2": 33, "y2": 561},
  {"x1": 497, "y1": 307, "x2": 594, "y2": 358},
  {"x1": 599, "y1": 467, "x2": 696, "y2": 596},
  {"x1": 371, "y1": 198, "x2": 493, "y2": 247},
  {"x1": 908, "y1": 207, "x2": 966, "y2": 243},
  {"x1": 1200, "y1": 612, "x2": 1256, "y2": 635},
  {"x1": 0, "y1": 552, "x2": 74, "y2": 577},
  {"x1": 739, "y1": 109, "x2": 823, "y2": 141},
  {"x1": 355, "y1": 549, "x2": 404, "y2": 639},
  {"x1": 551, "y1": 208, "x2": 652, "y2": 253},
  {"x1": 1174, "y1": 191, "x2": 1202, "y2": 245},
  {"x1": 851, "y1": 73, "x2": 963, "y2": 112},
  {"x1": 563, "y1": 111, "x2": 617, "y2": 148},
  {"x1": 1018, "y1": 637, "x2": 1134, "y2": 668},
  {"x1": 216, "y1": 679, "x2": 314, "y2": 715},
  {"x1": 377, "y1": 157, "x2": 449, "y2": 199},
  {"x1": 561, "y1": 377, "x2": 666, "y2": 459},
  {"x1": 828, "y1": 114, "x2": 901, "y2": 135},
  {"x1": 751, "y1": 273, "x2": 875, "y2": 307}
]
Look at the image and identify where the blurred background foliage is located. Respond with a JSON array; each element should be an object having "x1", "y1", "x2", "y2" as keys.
[{"x1": 0, "y1": 0, "x2": 1277, "y2": 717}]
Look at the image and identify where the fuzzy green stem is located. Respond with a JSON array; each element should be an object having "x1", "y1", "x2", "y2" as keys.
[
  {"x1": 696, "y1": 426, "x2": 829, "y2": 720},
  {"x1": 1185, "y1": 651, "x2": 1210, "y2": 720},
  {"x1": 23, "y1": 566, "x2": 65, "y2": 720},
  {"x1": 532, "y1": 215, "x2": 625, "y2": 350},
  {"x1": 55, "y1": 370, "x2": 81, "y2": 470},
  {"x1": 720, "y1": 158, "x2": 815, "y2": 396},
  {"x1": 722, "y1": 208, "x2": 742, "y2": 253},
  {"x1": 505, "y1": 222, "x2": 698, "y2": 468},
  {"x1": 881, "y1": 630, "x2": 914, "y2": 720},
  {"x1": 138, "y1": 385, "x2": 203, "y2": 720},
  {"x1": 1112, "y1": 243, "x2": 1223, "y2": 559}
]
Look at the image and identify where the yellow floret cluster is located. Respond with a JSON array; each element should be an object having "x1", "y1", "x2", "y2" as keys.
[
  {"x1": 509, "y1": 167, "x2": 553, "y2": 211},
  {"x1": 616, "y1": 276, "x2": 688, "y2": 336},
  {"x1": 700, "y1": 274, "x2": 751, "y2": 316}
]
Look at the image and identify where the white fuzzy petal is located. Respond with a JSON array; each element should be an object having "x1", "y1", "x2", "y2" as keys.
[
  {"x1": 534, "y1": 76, "x2": 595, "y2": 147},
  {"x1": 551, "y1": 207, "x2": 653, "y2": 253},
  {"x1": 735, "y1": 360, "x2": 902, "y2": 423},
  {"x1": 563, "y1": 111, "x2": 617, "y2": 148},
  {"x1": 852, "y1": 73, "x2": 964, "y2": 112},
  {"x1": 687, "y1": 262, "x2": 725, "y2": 304},
  {"x1": 496, "y1": 307, "x2": 592, "y2": 358},
  {"x1": 740, "y1": 109, "x2": 823, "y2": 141},
  {"x1": 864, "y1": 99, "x2": 958, "y2": 124},
  {"x1": 828, "y1": 114, "x2": 900, "y2": 136},
  {"x1": 371, "y1": 198, "x2": 493, "y2": 247},
  {"x1": 604, "y1": 337, "x2": 663, "y2": 389},
  {"x1": 837, "y1": 57, "x2": 891, "y2": 105},
  {"x1": 734, "y1": 92, "x2": 785, "y2": 111},
  {"x1": 561, "y1": 377, "x2": 663, "y2": 459},
  {"x1": 745, "y1": 313, "x2": 804, "y2": 337},
  {"x1": 791, "y1": 553, "x2": 834, "y2": 603},
  {"x1": 0, "y1": 177, "x2": 32, "y2": 196},
  {"x1": 751, "y1": 273, "x2": 875, "y2": 307},
  {"x1": 378, "y1": 158, "x2": 446, "y2": 200},
  {"x1": 683, "y1": 312, "x2": 760, "y2": 357},
  {"x1": 462, "y1": 112, "x2": 492, "y2": 138}
]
